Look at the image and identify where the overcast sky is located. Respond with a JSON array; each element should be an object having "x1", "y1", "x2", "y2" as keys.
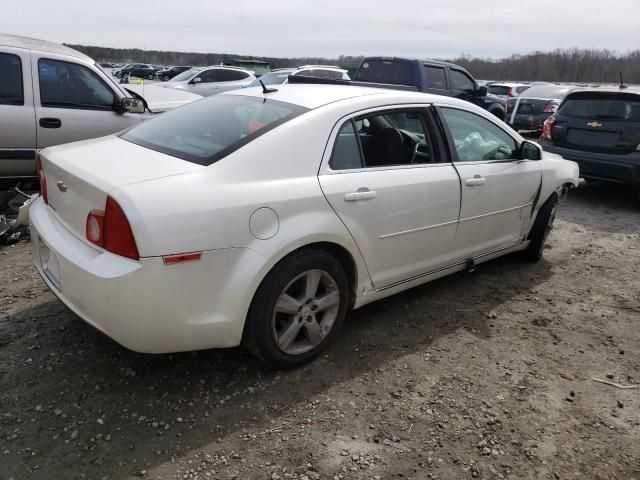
[{"x1": 2, "y1": 0, "x2": 639, "y2": 59}]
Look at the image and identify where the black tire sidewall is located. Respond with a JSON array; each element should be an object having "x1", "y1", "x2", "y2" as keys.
[
  {"x1": 243, "y1": 249, "x2": 349, "y2": 368},
  {"x1": 524, "y1": 193, "x2": 558, "y2": 261}
]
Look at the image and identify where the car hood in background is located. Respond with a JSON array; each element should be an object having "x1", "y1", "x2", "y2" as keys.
[{"x1": 125, "y1": 84, "x2": 202, "y2": 112}]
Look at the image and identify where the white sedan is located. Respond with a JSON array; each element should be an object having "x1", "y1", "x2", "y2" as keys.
[{"x1": 30, "y1": 85, "x2": 579, "y2": 368}]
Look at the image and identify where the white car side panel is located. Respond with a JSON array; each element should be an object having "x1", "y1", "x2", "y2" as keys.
[
  {"x1": 454, "y1": 160, "x2": 541, "y2": 259},
  {"x1": 320, "y1": 165, "x2": 461, "y2": 288}
]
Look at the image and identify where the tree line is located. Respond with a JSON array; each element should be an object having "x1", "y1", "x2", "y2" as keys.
[{"x1": 67, "y1": 44, "x2": 640, "y2": 83}]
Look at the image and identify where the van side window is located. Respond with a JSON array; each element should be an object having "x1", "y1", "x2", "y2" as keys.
[
  {"x1": 38, "y1": 59, "x2": 114, "y2": 110},
  {"x1": 0, "y1": 53, "x2": 23, "y2": 106}
]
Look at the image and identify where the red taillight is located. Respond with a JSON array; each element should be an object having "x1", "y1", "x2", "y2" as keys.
[
  {"x1": 36, "y1": 155, "x2": 48, "y2": 205},
  {"x1": 85, "y1": 196, "x2": 139, "y2": 260},
  {"x1": 541, "y1": 116, "x2": 556, "y2": 141},
  {"x1": 507, "y1": 88, "x2": 514, "y2": 97},
  {"x1": 543, "y1": 101, "x2": 558, "y2": 113}
]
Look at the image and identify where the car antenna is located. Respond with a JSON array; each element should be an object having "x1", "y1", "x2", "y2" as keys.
[
  {"x1": 619, "y1": 72, "x2": 627, "y2": 90},
  {"x1": 259, "y1": 80, "x2": 278, "y2": 94}
]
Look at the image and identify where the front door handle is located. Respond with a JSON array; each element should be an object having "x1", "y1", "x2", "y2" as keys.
[
  {"x1": 39, "y1": 118, "x2": 62, "y2": 129},
  {"x1": 344, "y1": 189, "x2": 377, "y2": 202},
  {"x1": 465, "y1": 175, "x2": 486, "y2": 187}
]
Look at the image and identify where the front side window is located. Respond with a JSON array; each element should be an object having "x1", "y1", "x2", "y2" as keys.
[
  {"x1": 330, "y1": 110, "x2": 436, "y2": 170},
  {"x1": 450, "y1": 69, "x2": 475, "y2": 93},
  {"x1": 38, "y1": 59, "x2": 114, "y2": 110},
  {"x1": 121, "y1": 95, "x2": 308, "y2": 165},
  {"x1": 424, "y1": 66, "x2": 447, "y2": 90},
  {"x1": 0, "y1": 52, "x2": 23, "y2": 105},
  {"x1": 198, "y1": 69, "x2": 219, "y2": 83},
  {"x1": 440, "y1": 108, "x2": 517, "y2": 162}
]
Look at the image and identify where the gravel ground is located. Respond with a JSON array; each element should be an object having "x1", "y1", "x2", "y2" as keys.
[{"x1": 0, "y1": 182, "x2": 639, "y2": 480}]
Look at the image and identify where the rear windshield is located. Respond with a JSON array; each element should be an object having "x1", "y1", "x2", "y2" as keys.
[
  {"x1": 121, "y1": 95, "x2": 308, "y2": 165},
  {"x1": 559, "y1": 93, "x2": 640, "y2": 121},
  {"x1": 488, "y1": 85, "x2": 510, "y2": 96},
  {"x1": 355, "y1": 60, "x2": 413, "y2": 86},
  {"x1": 169, "y1": 68, "x2": 200, "y2": 82}
]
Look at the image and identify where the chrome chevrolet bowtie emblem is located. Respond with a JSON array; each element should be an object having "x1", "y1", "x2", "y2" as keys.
[
  {"x1": 56, "y1": 180, "x2": 67, "y2": 192},
  {"x1": 586, "y1": 121, "x2": 602, "y2": 128}
]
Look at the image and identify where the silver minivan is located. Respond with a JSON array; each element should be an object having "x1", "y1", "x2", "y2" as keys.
[
  {"x1": 161, "y1": 66, "x2": 256, "y2": 96},
  {"x1": 0, "y1": 34, "x2": 200, "y2": 181}
]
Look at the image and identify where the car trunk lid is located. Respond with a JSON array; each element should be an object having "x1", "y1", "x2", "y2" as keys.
[{"x1": 41, "y1": 136, "x2": 202, "y2": 242}]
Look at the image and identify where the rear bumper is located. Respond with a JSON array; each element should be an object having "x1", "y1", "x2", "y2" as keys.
[
  {"x1": 30, "y1": 197, "x2": 267, "y2": 353},
  {"x1": 539, "y1": 139, "x2": 640, "y2": 186}
]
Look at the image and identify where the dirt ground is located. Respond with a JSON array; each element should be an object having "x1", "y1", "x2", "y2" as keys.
[{"x1": 1, "y1": 182, "x2": 639, "y2": 480}]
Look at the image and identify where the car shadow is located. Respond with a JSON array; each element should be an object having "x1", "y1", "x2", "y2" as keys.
[
  {"x1": 1, "y1": 251, "x2": 555, "y2": 479},
  {"x1": 560, "y1": 181, "x2": 640, "y2": 234}
]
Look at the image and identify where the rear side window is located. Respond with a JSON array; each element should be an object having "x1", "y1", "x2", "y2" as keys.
[
  {"x1": 220, "y1": 70, "x2": 249, "y2": 81},
  {"x1": 38, "y1": 59, "x2": 114, "y2": 110},
  {"x1": 121, "y1": 95, "x2": 308, "y2": 165},
  {"x1": 0, "y1": 53, "x2": 23, "y2": 105},
  {"x1": 330, "y1": 110, "x2": 436, "y2": 170},
  {"x1": 424, "y1": 66, "x2": 447, "y2": 90},
  {"x1": 355, "y1": 60, "x2": 413, "y2": 86},
  {"x1": 309, "y1": 69, "x2": 332, "y2": 79},
  {"x1": 559, "y1": 94, "x2": 640, "y2": 121}
]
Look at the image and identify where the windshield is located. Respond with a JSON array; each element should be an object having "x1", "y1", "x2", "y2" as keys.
[
  {"x1": 559, "y1": 93, "x2": 640, "y2": 120},
  {"x1": 170, "y1": 68, "x2": 201, "y2": 82},
  {"x1": 248, "y1": 70, "x2": 294, "y2": 87},
  {"x1": 121, "y1": 95, "x2": 309, "y2": 165},
  {"x1": 488, "y1": 85, "x2": 510, "y2": 96}
]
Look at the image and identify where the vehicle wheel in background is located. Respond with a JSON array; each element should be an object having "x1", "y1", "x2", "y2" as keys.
[
  {"x1": 147, "y1": 73, "x2": 154, "y2": 80},
  {"x1": 490, "y1": 108, "x2": 505, "y2": 121},
  {"x1": 243, "y1": 249, "x2": 349, "y2": 368},
  {"x1": 162, "y1": 75, "x2": 169, "y2": 81},
  {"x1": 521, "y1": 193, "x2": 558, "y2": 262}
]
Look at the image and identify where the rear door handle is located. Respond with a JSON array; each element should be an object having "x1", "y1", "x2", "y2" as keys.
[
  {"x1": 344, "y1": 189, "x2": 377, "y2": 201},
  {"x1": 39, "y1": 118, "x2": 62, "y2": 129},
  {"x1": 465, "y1": 176, "x2": 486, "y2": 187}
]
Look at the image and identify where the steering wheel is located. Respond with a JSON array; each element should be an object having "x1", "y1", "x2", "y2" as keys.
[{"x1": 397, "y1": 129, "x2": 422, "y2": 163}]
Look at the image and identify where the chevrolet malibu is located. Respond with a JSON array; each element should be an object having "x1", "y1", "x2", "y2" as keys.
[{"x1": 30, "y1": 85, "x2": 579, "y2": 368}]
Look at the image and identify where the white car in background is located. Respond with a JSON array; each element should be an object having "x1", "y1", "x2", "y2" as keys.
[
  {"x1": 31, "y1": 84, "x2": 579, "y2": 368},
  {"x1": 488, "y1": 82, "x2": 531, "y2": 99},
  {"x1": 160, "y1": 65, "x2": 256, "y2": 96},
  {"x1": 0, "y1": 34, "x2": 201, "y2": 182},
  {"x1": 246, "y1": 65, "x2": 351, "y2": 87}
]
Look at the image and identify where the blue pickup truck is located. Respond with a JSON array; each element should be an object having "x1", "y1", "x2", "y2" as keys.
[{"x1": 353, "y1": 57, "x2": 507, "y2": 120}]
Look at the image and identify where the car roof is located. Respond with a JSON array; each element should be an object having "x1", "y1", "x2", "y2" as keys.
[
  {"x1": 362, "y1": 56, "x2": 463, "y2": 69},
  {"x1": 519, "y1": 84, "x2": 577, "y2": 99},
  {"x1": 489, "y1": 82, "x2": 530, "y2": 87},
  {"x1": 0, "y1": 33, "x2": 93, "y2": 63},
  {"x1": 224, "y1": 83, "x2": 471, "y2": 110},
  {"x1": 565, "y1": 85, "x2": 640, "y2": 96}
]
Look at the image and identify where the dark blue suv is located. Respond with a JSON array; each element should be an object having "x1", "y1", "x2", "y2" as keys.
[
  {"x1": 354, "y1": 57, "x2": 507, "y2": 120},
  {"x1": 539, "y1": 87, "x2": 640, "y2": 189}
]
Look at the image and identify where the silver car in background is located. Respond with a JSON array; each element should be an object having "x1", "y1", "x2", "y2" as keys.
[
  {"x1": 160, "y1": 65, "x2": 256, "y2": 96},
  {"x1": 246, "y1": 65, "x2": 351, "y2": 87}
]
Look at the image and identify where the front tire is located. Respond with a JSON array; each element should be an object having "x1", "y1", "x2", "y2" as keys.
[
  {"x1": 522, "y1": 193, "x2": 558, "y2": 262},
  {"x1": 243, "y1": 249, "x2": 349, "y2": 368},
  {"x1": 147, "y1": 73, "x2": 154, "y2": 80}
]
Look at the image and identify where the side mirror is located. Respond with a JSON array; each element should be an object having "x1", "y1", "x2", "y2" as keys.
[
  {"x1": 519, "y1": 140, "x2": 542, "y2": 160},
  {"x1": 121, "y1": 97, "x2": 145, "y2": 114},
  {"x1": 476, "y1": 85, "x2": 488, "y2": 97},
  {"x1": 191, "y1": 77, "x2": 202, "y2": 84}
]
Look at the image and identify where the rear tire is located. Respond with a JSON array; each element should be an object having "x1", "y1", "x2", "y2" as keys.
[
  {"x1": 243, "y1": 249, "x2": 349, "y2": 369},
  {"x1": 147, "y1": 73, "x2": 154, "y2": 80},
  {"x1": 521, "y1": 193, "x2": 558, "y2": 262}
]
